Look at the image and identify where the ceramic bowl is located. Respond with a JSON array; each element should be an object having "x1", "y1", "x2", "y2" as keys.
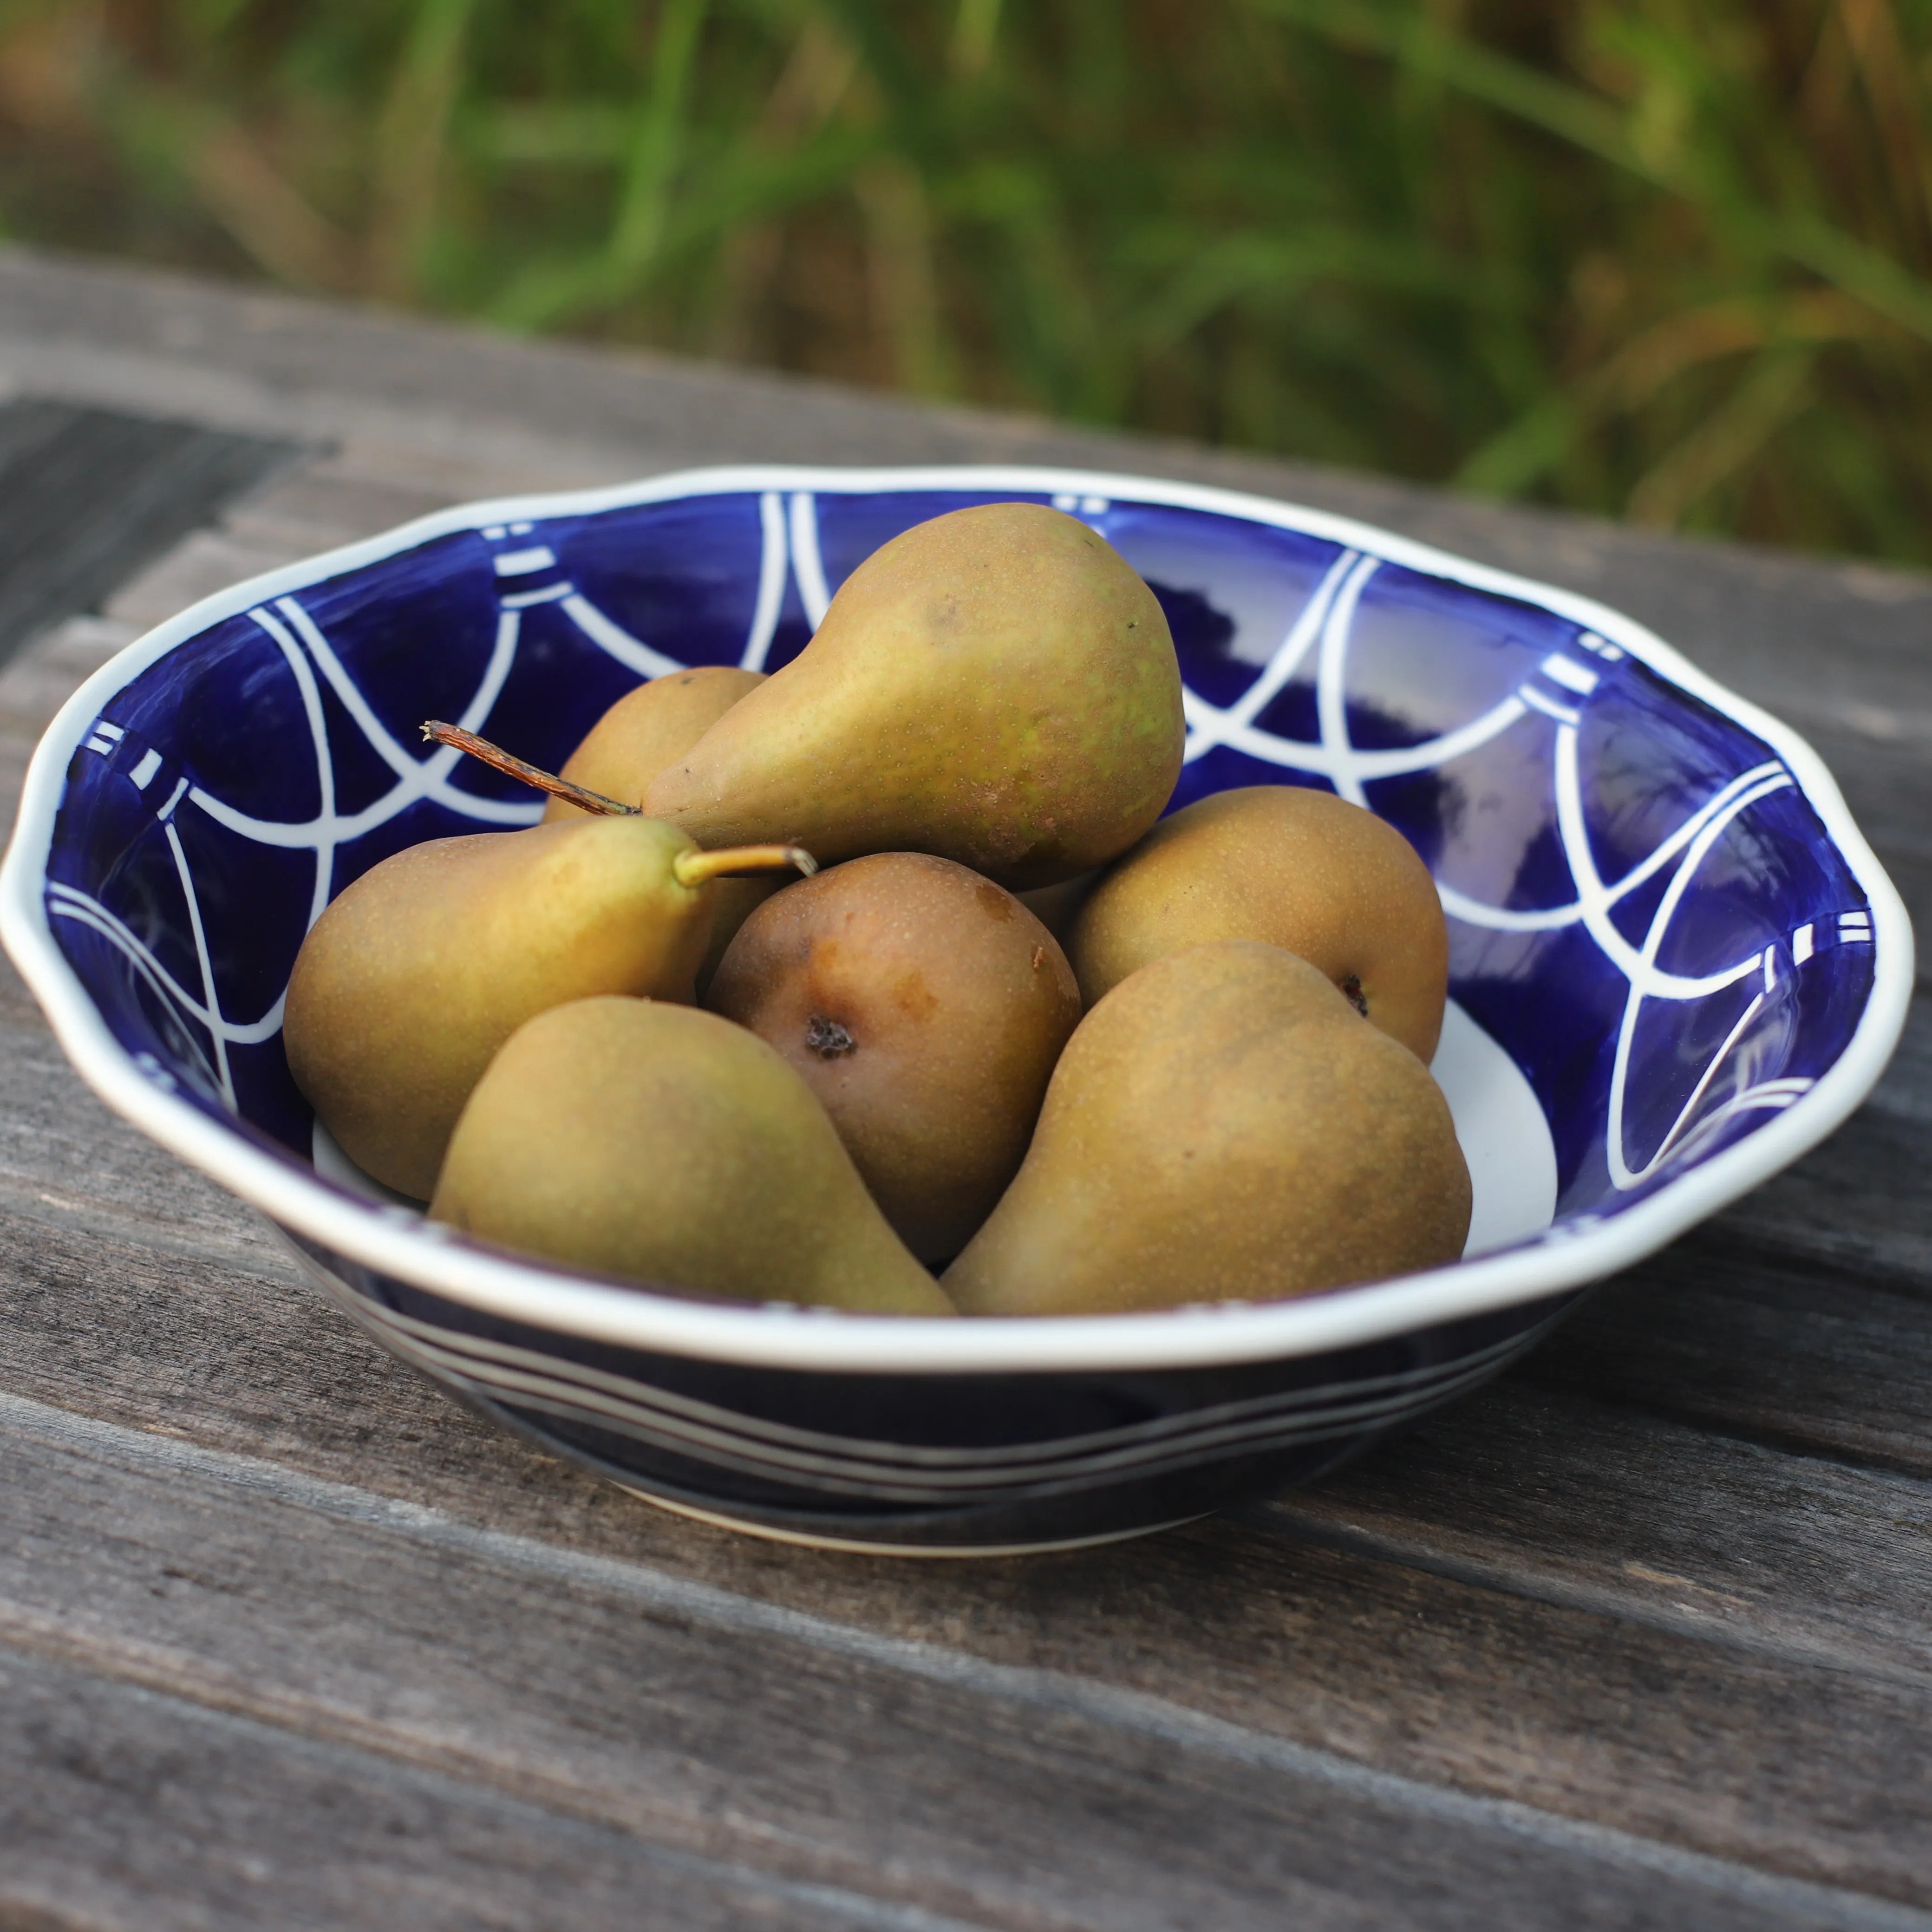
[{"x1": 0, "y1": 465, "x2": 1912, "y2": 1553}]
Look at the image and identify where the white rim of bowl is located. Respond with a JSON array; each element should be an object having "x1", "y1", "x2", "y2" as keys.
[{"x1": 0, "y1": 463, "x2": 1915, "y2": 1375}]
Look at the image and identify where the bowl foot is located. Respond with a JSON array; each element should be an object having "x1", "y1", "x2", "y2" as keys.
[{"x1": 615, "y1": 1481, "x2": 1209, "y2": 1557}]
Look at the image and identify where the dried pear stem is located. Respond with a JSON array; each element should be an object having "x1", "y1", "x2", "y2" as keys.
[
  {"x1": 421, "y1": 720, "x2": 637, "y2": 816},
  {"x1": 421, "y1": 719, "x2": 817, "y2": 885},
  {"x1": 672, "y1": 844, "x2": 818, "y2": 886}
]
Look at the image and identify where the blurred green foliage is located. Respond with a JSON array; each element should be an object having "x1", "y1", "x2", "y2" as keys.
[{"x1": 1, "y1": 0, "x2": 1929, "y2": 562}]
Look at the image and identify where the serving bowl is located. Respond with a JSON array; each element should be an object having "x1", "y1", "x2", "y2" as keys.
[{"x1": 1, "y1": 464, "x2": 1911, "y2": 1553}]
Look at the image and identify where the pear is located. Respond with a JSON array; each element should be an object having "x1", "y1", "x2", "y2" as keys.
[
  {"x1": 1069, "y1": 785, "x2": 1449, "y2": 1062},
  {"x1": 542, "y1": 665, "x2": 765, "y2": 819},
  {"x1": 285, "y1": 814, "x2": 806, "y2": 1200},
  {"x1": 543, "y1": 665, "x2": 771, "y2": 987},
  {"x1": 706, "y1": 852, "x2": 1082, "y2": 1263},
  {"x1": 944, "y1": 941, "x2": 1470, "y2": 1317},
  {"x1": 644, "y1": 503, "x2": 1185, "y2": 888},
  {"x1": 1016, "y1": 869, "x2": 1099, "y2": 945},
  {"x1": 432, "y1": 997, "x2": 955, "y2": 1316}
]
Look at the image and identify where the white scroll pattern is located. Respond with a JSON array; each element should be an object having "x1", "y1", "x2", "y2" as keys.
[{"x1": 54, "y1": 492, "x2": 1859, "y2": 1197}]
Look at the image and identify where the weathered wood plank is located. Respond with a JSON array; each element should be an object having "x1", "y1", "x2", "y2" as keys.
[
  {"x1": 217, "y1": 459, "x2": 484, "y2": 555},
  {"x1": 0, "y1": 1648, "x2": 975, "y2": 1932},
  {"x1": 98, "y1": 527, "x2": 315, "y2": 632},
  {"x1": 2, "y1": 1395, "x2": 1928, "y2": 1932},
  {"x1": 1519, "y1": 1233, "x2": 1932, "y2": 1474},
  {"x1": 0, "y1": 398, "x2": 299, "y2": 666},
  {"x1": 1273, "y1": 1380, "x2": 1932, "y2": 1680}
]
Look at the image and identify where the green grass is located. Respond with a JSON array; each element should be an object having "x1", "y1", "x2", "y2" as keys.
[{"x1": 2, "y1": 1, "x2": 1929, "y2": 564}]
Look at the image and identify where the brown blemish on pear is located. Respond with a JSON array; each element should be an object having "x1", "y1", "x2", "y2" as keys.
[
  {"x1": 892, "y1": 971, "x2": 940, "y2": 1021},
  {"x1": 944, "y1": 941, "x2": 1470, "y2": 1317},
  {"x1": 975, "y1": 879, "x2": 1016, "y2": 921},
  {"x1": 706, "y1": 852, "x2": 1083, "y2": 1264},
  {"x1": 432, "y1": 997, "x2": 953, "y2": 1316},
  {"x1": 643, "y1": 503, "x2": 1184, "y2": 888},
  {"x1": 540, "y1": 665, "x2": 774, "y2": 988},
  {"x1": 1068, "y1": 785, "x2": 1450, "y2": 1063}
]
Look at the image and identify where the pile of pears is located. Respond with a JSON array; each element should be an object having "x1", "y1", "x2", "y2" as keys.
[{"x1": 285, "y1": 503, "x2": 1470, "y2": 1321}]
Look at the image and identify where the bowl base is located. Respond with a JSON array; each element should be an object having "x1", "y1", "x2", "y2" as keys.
[{"x1": 615, "y1": 1482, "x2": 1209, "y2": 1558}]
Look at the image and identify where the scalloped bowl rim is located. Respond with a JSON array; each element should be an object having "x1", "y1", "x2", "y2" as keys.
[{"x1": 0, "y1": 462, "x2": 1913, "y2": 1374}]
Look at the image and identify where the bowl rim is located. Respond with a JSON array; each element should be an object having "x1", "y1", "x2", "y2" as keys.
[{"x1": 1, "y1": 461, "x2": 1914, "y2": 1375}]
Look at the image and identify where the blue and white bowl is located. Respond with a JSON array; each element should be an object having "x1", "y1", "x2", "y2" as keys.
[{"x1": 0, "y1": 466, "x2": 1912, "y2": 1553}]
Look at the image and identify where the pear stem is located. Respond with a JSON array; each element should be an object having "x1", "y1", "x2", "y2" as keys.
[
  {"x1": 673, "y1": 844, "x2": 818, "y2": 886},
  {"x1": 423, "y1": 720, "x2": 817, "y2": 884},
  {"x1": 421, "y1": 720, "x2": 637, "y2": 816}
]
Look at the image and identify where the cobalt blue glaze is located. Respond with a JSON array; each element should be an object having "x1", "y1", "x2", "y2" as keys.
[{"x1": 29, "y1": 470, "x2": 1889, "y2": 1549}]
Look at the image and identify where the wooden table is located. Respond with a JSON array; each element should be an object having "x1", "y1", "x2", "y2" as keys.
[{"x1": 0, "y1": 246, "x2": 1926, "y2": 1932}]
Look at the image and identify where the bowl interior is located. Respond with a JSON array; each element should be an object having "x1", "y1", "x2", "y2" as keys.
[{"x1": 37, "y1": 475, "x2": 1877, "y2": 1273}]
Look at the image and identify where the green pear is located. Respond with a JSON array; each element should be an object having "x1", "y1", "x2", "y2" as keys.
[
  {"x1": 1069, "y1": 785, "x2": 1450, "y2": 1063},
  {"x1": 944, "y1": 941, "x2": 1470, "y2": 1316},
  {"x1": 286, "y1": 814, "x2": 803, "y2": 1200},
  {"x1": 542, "y1": 665, "x2": 765, "y2": 819},
  {"x1": 705, "y1": 852, "x2": 1082, "y2": 1263},
  {"x1": 643, "y1": 503, "x2": 1185, "y2": 888},
  {"x1": 432, "y1": 997, "x2": 956, "y2": 1316},
  {"x1": 542, "y1": 664, "x2": 771, "y2": 989}
]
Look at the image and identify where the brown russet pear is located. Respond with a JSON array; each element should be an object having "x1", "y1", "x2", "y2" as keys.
[
  {"x1": 543, "y1": 665, "x2": 772, "y2": 986},
  {"x1": 706, "y1": 853, "x2": 1083, "y2": 1263},
  {"x1": 644, "y1": 503, "x2": 1185, "y2": 888},
  {"x1": 1069, "y1": 785, "x2": 1450, "y2": 1063},
  {"x1": 944, "y1": 942, "x2": 1470, "y2": 1317},
  {"x1": 286, "y1": 814, "x2": 805, "y2": 1200},
  {"x1": 431, "y1": 997, "x2": 955, "y2": 1316}
]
